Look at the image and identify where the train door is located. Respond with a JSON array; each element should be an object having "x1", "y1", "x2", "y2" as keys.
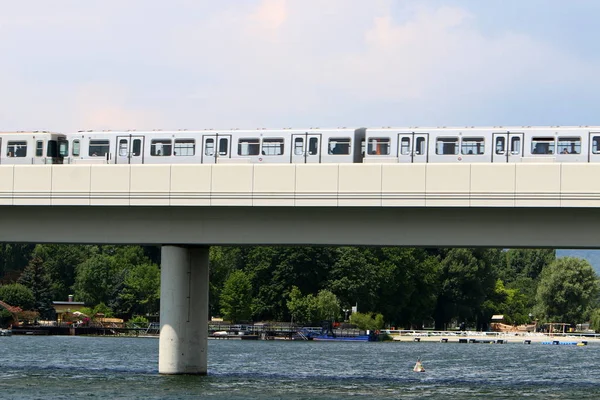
[
  {"x1": 116, "y1": 135, "x2": 144, "y2": 164},
  {"x1": 290, "y1": 133, "x2": 322, "y2": 163},
  {"x1": 589, "y1": 132, "x2": 600, "y2": 162},
  {"x1": 202, "y1": 134, "x2": 231, "y2": 163},
  {"x1": 397, "y1": 133, "x2": 428, "y2": 163},
  {"x1": 492, "y1": 132, "x2": 524, "y2": 162}
]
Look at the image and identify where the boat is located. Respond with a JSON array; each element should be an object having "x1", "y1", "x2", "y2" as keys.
[{"x1": 0, "y1": 329, "x2": 12, "y2": 336}]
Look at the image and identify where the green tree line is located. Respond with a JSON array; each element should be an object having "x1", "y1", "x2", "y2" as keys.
[{"x1": 0, "y1": 245, "x2": 599, "y2": 331}]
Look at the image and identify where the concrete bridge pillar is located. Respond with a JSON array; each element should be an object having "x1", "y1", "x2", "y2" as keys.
[{"x1": 159, "y1": 246, "x2": 209, "y2": 375}]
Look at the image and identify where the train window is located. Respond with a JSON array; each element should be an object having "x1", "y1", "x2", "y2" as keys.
[
  {"x1": 367, "y1": 137, "x2": 390, "y2": 155},
  {"x1": 262, "y1": 138, "x2": 284, "y2": 156},
  {"x1": 510, "y1": 137, "x2": 521, "y2": 154},
  {"x1": 119, "y1": 139, "x2": 128, "y2": 157},
  {"x1": 205, "y1": 138, "x2": 214, "y2": 156},
  {"x1": 415, "y1": 137, "x2": 426, "y2": 155},
  {"x1": 308, "y1": 137, "x2": 319, "y2": 155},
  {"x1": 151, "y1": 139, "x2": 172, "y2": 156},
  {"x1": 73, "y1": 140, "x2": 80, "y2": 157},
  {"x1": 461, "y1": 137, "x2": 484, "y2": 155},
  {"x1": 238, "y1": 138, "x2": 260, "y2": 156},
  {"x1": 58, "y1": 140, "x2": 69, "y2": 157},
  {"x1": 294, "y1": 137, "x2": 304, "y2": 155},
  {"x1": 219, "y1": 138, "x2": 228, "y2": 156},
  {"x1": 495, "y1": 137, "x2": 506, "y2": 154},
  {"x1": 400, "y1": 138, "x2": 410, "y2": 155},
  {"x1": 132, "y1": 139, "x2": 141, "y2": 156},
  {"x1": 36, "y1": 140, "x2": 43, "y2": 157},
  {"x1": 328, "y1": 138, "x2": 350, "y2": 155},
  {"x1": 7, "y1": 141, "x2": 27, "y2": 157},
  {"x1": 89, "y1": 140, "x2": 109, "y2": 157},
  {"x1": 531, "y1": 137, "x2": 555, "y2": 155},
  {"x1": 436, "y1": 137, "x2": 458, "y2": 155},
  {"x1": 174, "y1": 139, "x2": 195, "y2": 156},
  {"x1": 593, "y1": 136, "x2": 600, "y2": 154},
  {"x1": 557, "y1": 137, "x2": 581, "y2": 154}
]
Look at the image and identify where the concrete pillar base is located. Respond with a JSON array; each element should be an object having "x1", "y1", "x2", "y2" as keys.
[{"x1": 159, "y1": 246, "x2": 209, "y2": 375}]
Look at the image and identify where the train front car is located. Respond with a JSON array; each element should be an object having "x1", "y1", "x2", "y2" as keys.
[{"x1": 0, "y1": 131, "x2": 67, "y2": 165}]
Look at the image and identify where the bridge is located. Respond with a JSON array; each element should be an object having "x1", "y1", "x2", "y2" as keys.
[{"x1": 1, "y1": 162, "x2": 600, "y2": 374}]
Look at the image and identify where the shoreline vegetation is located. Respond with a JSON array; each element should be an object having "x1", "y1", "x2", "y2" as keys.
[{"x1": 2, "y1": 246, "x2": 600, "y2": 337}]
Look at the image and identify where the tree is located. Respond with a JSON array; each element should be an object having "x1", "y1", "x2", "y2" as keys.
[
  {"x1": 0, "y1": 244, "x2": 35, "y2": 283},
  {"x1": 209, "y1": 247, "x2": 247, "y2": 318},
  {"x1": 287, "y1": 286, "x2": 318, "y2": 325},
  {"x1": 327, "y1": 247, "x2": 383, "y2": 315},
  {"x1": 220, "y1": 270, "x2": 253, "y2": 322},
  {"x1": 245, "y1": 246, "x2": 335, "y2": 321},
  {"x1": 32, "y1": 244, "x2": 95, "y2": 301},
  {"x1": 482, "y1": 279, "x2": 529, "y2": 325},
  {"x1": 18, "y1": 256, "x2": 55, "y2": 319},
  {"x1": 374, "y1": 247, "x2": 440, "y2": 329},
  {"x1": 0, "y1": 283, "x2": 35, "y2": 310},
  {"x1": 118, "y1": 263, "x2": 160, "y2": 318},
  {"x1": 73, "y1": 254, "x2": 124, "y2": 308},
  {"x1": 503, "y1": 249, "x2": 555, "y2": 281},
  {"x1": 315, "y1": 290, "x2": 340, "y2": 322},
  {"x1": 497, "y1": 249, "x2": 556, "y2": 311},
  {"x1": 535, "y1": 257, "x2": 600, "y2": 324},
  {"x1": 434, "y1": 248, "x2": 498, "y2": 330}
]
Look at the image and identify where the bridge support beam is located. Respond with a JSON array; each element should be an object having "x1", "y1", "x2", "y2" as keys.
[{"x1": 159, "y1": 246, "x2": 209, "y2": 375}]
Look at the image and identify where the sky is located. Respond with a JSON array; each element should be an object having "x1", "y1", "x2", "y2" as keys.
[{"x1": 1, "y1": 0, "x2": 599, "y2": 132}]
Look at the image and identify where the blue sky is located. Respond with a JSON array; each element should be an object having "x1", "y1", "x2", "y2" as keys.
[{"x1": 1, "y1": 1, "x2": 599, "y2": 132}]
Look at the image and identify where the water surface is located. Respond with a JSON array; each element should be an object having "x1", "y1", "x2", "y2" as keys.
[{"x1": 1, "y1": 336, "x2": 598, "y2": 399}]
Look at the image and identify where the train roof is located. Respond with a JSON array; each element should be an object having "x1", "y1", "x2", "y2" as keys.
[{"x1": 70, "y1": 125, "x2": 600, "y2": 134}]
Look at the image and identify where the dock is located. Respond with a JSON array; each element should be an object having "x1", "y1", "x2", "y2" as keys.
[{"x1": 386, "y1": 330, "x2": 597, "y2": 345}]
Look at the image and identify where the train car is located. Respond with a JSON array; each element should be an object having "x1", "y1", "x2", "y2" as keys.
[
  {"x1": 63, "y1": 128, "x2": 366, "y2": 165},
  {"x1": 5, "y1": 126, "x2": 600, "y2": 166},
  {"x1": 363, "y1": 126, "x2": 600, "y2": 163},
  {"x1": 0, "y1": 131, "x2": 67, "y2": 165}
]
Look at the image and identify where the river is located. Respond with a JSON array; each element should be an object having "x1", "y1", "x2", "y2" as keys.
[{"x1": 1, "y1": 335, "x2": 599, "y2": 399}]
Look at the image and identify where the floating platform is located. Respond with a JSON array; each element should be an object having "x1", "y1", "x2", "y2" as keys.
[
  {"x1": 312, "y1": 335, "x2": 372, "y2": 342},
  {"x1": 541, "y1": 340, "x2": 587, "y2": 346}
]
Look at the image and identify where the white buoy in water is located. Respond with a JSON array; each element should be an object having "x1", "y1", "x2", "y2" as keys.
[{"x1": 413, "y1": 359, "x2": 425, "y2": 373}]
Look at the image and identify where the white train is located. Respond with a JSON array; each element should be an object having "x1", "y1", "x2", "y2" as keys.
[{"x1": 1, "y1": 126, "x2": 600, "y2": 165}]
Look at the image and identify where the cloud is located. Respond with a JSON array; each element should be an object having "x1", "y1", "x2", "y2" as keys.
[{"x1": 249, "y1": 0, "x2": 287, "y2": 33}]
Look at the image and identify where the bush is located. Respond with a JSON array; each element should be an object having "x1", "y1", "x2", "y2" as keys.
[
  {"x1": 127, "y1": 315, "x2": 149, "y2": 328},
  {"x1": 0, "y1": 283, "x2": 34, "y2": 310},
  {"x1": 350, "y1": 312, "x2": 385, "y2": 331}
]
